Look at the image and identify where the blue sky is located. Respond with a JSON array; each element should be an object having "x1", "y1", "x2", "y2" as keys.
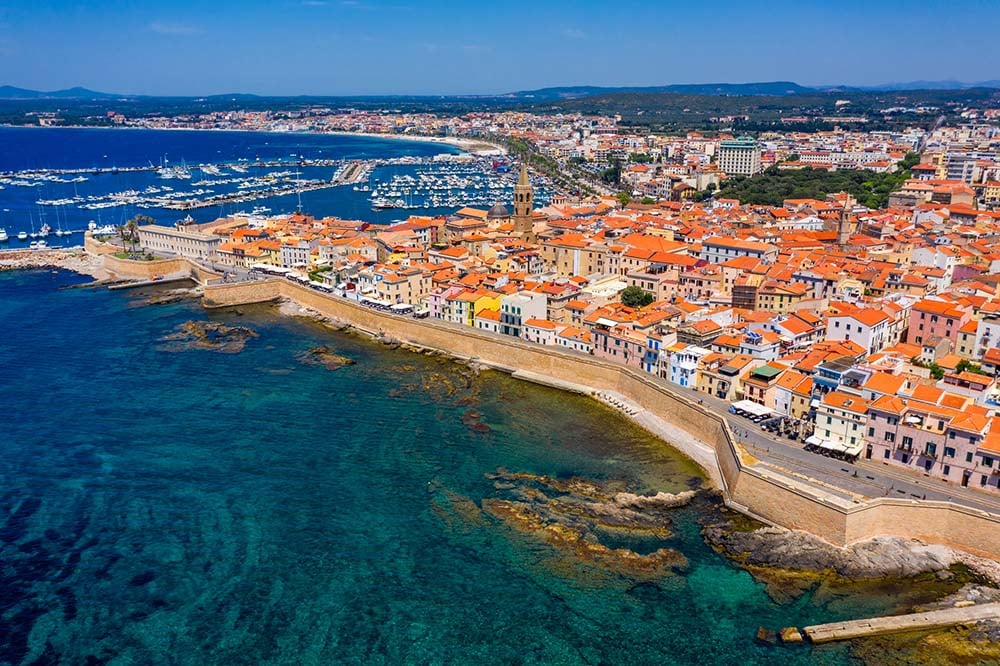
[{"x1": 1, "y1": 0, "x2": 998, "y2": 95}]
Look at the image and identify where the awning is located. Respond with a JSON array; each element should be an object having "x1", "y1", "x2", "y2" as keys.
[
  {"x1": 730, "y1": 399, "x2": 773, "y2": 417},
  {"x1": 805, "y1": 435, "x2": 823, "y2": 446}
]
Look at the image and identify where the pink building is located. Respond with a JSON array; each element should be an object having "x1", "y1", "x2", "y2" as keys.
[
  {"x1": 906, "y1": 298, "x2": 971, "y2": 347},
  {"x1": 592, "y1": 324, "x2": 647, "y2": 370},
  {"x1": 865, "y1": 389, "x2": 999, "y2": 492}
]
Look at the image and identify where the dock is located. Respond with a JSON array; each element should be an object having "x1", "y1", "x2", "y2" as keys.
[
  {"x1": 802, "y1": 602, "x2": 1000, "y2": 643},
  {"x1": 107, "y1": 276, "x2": 194, "y2": 290}
]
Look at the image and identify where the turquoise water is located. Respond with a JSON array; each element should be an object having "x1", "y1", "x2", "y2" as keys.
[{"x1": 0, "y1": 271, "x2": 947, "y2": 664}]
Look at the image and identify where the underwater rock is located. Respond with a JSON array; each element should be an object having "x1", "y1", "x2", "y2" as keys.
[
  {"x1": 755, "y1": 627, "x2": 777, "y2": 645},
  {"x1": 297, "y1": 345, "x2": 356, "y2": 371},
  {"x1": 482, "y1": 498, "x2": 687, "y2": 579},
  {"x1": 158, "y1": 320, "x2": 258, "y2": 353},
  {"x1": 461, "y1": 409, "x2": 490, "y2": 434}
]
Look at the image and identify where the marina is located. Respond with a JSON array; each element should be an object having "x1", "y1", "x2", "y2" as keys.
[{"x1": 0, "y1": 129, "x2": 552, "y2": 244}]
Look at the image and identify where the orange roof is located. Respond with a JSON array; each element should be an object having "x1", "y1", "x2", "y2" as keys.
[{"x1": 822, "y1": 391, "x2": 870, "y2": 415}]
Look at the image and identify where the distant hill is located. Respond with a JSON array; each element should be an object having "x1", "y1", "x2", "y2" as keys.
[
  {"x1": 0, "y1": 86, "x2": 121, "y2": 99},
  {"x1": 819, "y1": 80, "x2": 1000, "y2": 92},
  {"x1": 509, "y1": 81, "x2": 815, "y2": 100}
]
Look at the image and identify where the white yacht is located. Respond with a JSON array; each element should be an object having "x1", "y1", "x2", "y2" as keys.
[
  {"x1": 0, "y1": 228, "x2": 8, "y2": 242},
  {"x1": 17, "y1": 230, "x2": 27, "y2": 240}
]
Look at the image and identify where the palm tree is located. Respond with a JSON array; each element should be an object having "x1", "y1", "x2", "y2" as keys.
[{"x1": 122, "y1": 214, "x2": 154, "y2": 258}]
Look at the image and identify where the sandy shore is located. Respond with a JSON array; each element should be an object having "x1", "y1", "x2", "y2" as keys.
[
  {"x1": 322, "y1": 131, "x2": 506, "y2": 156},
  {"x1": 0, "y1": 247, "x2": 110, "y2": 280}
]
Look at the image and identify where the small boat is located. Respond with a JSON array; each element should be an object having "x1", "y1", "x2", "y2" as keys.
[
  {"x1": 17, "y1": 231, "x2": 28, "y2": 240},
  {"x1": 0, "y1": 228, "x2": 7, "y2": 242}
]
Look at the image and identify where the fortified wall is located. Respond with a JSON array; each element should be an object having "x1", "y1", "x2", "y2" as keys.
[
  {"x1": 86, "y1": 235, "x2": 223, "y2": 283},
  {"x1": 203, "y1": 278, "x2": 1000, "y2": 559}
]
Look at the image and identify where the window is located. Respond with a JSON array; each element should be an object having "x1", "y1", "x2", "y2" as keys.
[
  {"x1": 885, "y1": 432, "x2": 896, "y2": 443},
  {"x1": 826, "y1": 416, "x2": 832, "y2": 424},
  {"x1": 967, "y1": 452, "x2": 974, "y2": 463},
  {"x1": 925, "y1": 443, "x2": 937, "y2": 456},
  {"x1": 985, "y1": 457, "x2": 995, "y2": 468},
  {"x1": 944, "y1": 465, "x2": 951, "y2": 476},
  {"x1": 901, "y1": 435, "x2": 912, "y2": 447},
  {"x1": 944, "y1": 447, "x2": 955, "y2": 458},
  {"x1": 868, "y1": 427, "x2": 875, "y2": 437},
  {"x1": 883, "y1": 449, "x2": 890, "y2": 459}
]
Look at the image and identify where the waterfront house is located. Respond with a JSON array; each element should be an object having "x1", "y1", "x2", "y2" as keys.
[{"x1": 669, "y1": 344, "x2": 713, "y2": 388}]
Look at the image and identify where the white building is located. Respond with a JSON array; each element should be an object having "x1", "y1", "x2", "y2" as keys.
[
  {"x1": 717, "y1": 136, "x2": 762, "y2": 176},
  {"x1": 499, "y1": 291, "x2": 548, "y2": 337},
  {"x1": 522, "y1": 319, "x2": 558, "y2": 345},
  {"x1": 137, "y1": 224, "x2": 221, "y2": 260},
  {"x1": 669, "y1": 344, "x2": 713, "y2": 388},
  {"x1": 825, "y1": 308, "x2": 890, "y2": 357}
]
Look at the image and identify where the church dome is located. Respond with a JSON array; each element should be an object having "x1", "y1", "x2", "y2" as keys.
[{"x1": 487, "y1": 202, "x2": 511, "y2": 219}]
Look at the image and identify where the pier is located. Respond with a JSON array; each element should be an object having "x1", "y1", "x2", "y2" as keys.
[{"x1": 801, "y1": 602, "x2": 1000, "y2": 643}]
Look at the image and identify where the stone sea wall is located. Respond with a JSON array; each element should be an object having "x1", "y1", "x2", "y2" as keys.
[
  {"x1": 203, "y1": 277, "x2": 1000, "y2": 559},
  {"x1": 86, "y1": 235, "x2": 222, "y2": 284}
]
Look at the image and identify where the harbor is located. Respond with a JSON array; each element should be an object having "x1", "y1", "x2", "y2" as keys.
[{"x1": 0, "y1": 144, "x2": 553, "y2": 241}]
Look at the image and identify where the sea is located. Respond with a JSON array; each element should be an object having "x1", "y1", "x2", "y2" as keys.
[
  {"x1": 0, "y1": 268, "x2": 966, "y2": 665},
  {"x1": 0, "y1": 130, "x2": 962, "y2": 664},
  {"x1": 0, "y1": 127, "x2": 546, "y2": 244}
]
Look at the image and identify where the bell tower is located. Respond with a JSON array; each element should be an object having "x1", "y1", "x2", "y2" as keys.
[
  {"x1": 513, "y1": 160, "x2": 535, "y2": 241},
  {"x1": 837, "y1": 194, "x2": 855, "y2": 247}
]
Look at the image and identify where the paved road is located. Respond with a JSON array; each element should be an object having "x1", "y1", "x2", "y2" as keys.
[{"x1": 688, "y1": 387, "x2": 1000, "y2": 515}]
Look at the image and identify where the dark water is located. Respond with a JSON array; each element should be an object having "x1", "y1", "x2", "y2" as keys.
[
  {"x1": 0, "y1": 127, "x2": 466, "y2": 240},
  {"x1": 0, "y1": 271, "x2": 952, "y2": 664}
]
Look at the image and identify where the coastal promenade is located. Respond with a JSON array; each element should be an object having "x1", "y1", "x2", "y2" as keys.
[{"x1": 194, "y1": 275, "x2": 1000, "y2": 560}]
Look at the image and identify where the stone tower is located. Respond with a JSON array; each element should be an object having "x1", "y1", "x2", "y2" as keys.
[
  {"x1": 837, "y1": 194, "x2": 855, "y2": 247},
  {"x1": 513, "y1": 160, "x2": 535, "y2": 241}
]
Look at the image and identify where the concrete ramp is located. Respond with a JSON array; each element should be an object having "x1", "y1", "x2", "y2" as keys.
[{"x1": 803, "y1": 602, "x2": 1000, "y2": 643}]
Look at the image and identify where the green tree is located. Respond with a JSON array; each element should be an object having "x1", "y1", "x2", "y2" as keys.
[
  {"x1": 616, "y1": 191, "x2": 632, "y2": 207},
  {"x1": 120, "y1": 214, "x2": 154, "y2": 258},
  {"x1": 956, "y1": 359, "x2": 987, "y2": 376},
  {"x1": 640, "y1": 196, "x2": 656, "y2": 204},
  {"x1": 620, "y1": 286, "x2": 654, "y2": 308}
]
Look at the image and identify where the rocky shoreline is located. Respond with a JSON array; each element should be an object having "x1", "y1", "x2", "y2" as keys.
[{"x1": 0, "y1": 248, "x2": 109, "y2": 280}]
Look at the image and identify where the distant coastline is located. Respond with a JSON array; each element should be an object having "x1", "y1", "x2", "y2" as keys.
[{"x1": 0, "y1": 123, "x2": 506, "y2": 157}]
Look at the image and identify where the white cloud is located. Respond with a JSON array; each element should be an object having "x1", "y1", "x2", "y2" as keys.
[
  {"x1": 149, "y1": 21, "x2": 204, "y2": 36},
  {"x1": 560, "y1": 27, "x2": 587, "y2": 39}
]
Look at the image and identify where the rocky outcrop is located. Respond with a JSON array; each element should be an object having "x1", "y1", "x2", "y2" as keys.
[
  {"x1": 158, "y1": 320, "x2": 258, "y2": 353},
  {"x1": 704, "y1": 524, "x2": 955, "y2": 578},
  {"x1": 296, "y1": 345, "x2": 356, "y2": 370},
  {"x1": 477, "y1": 469, "x2": 694, "y2": 578}
]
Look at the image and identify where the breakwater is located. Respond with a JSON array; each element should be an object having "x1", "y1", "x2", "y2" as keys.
[{"x1": 197, "y1": 276, "x2": 1000, "y2": 561}]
